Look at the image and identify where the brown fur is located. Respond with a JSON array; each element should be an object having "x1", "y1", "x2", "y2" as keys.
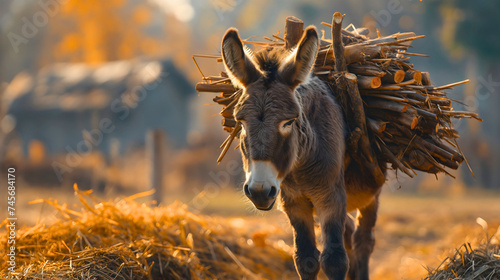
[{"x1": 222, "y1": 26, "x2": 385, "y2": 280}]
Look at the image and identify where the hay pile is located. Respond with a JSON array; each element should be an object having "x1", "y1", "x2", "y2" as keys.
[
  {"x1": 424, "y1": 242, "x2": 500, "y2": 279},
  {"x1": 194, "y1": 13, "x2": 480, "y2": 184},
  {"x1": 0, "y1": 185, "x2": 296, "y2": 279}
]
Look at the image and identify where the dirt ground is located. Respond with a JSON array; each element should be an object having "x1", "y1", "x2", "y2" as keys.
[{"x1": 3, "y1": 181, "x2": 500, "y2": 280}]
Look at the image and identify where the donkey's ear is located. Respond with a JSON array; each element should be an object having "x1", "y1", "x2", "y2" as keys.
[
  {"x1": 280, "y1": 26, "x2": 319, "y2": 87},
  {"x1": 221, "y1": 28, "x2": 261, "y2": 87}
]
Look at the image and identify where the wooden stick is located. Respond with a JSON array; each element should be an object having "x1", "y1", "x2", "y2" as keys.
[
  {"x1": 332, "y1": 12, "x2": 347, "y2": 72},
  {"x1": 209, "y1": 78, "x2": 232, "y2": 85},
  {"x1": 344, "y1": 44, "x2": 381, "y2": 64},
  {"x1": 272, "y1": 34, "x2": 285, "y2": 41},
  {"x1": 222, "y1": 118, "x2": 236, "y2": 127},
  {"x1": 330, "y1": 12, "x2": 384, "y2": 184},
  {"x1": 396, "y1": 79, "x2": 417, "y2": 87},
  {"x1": 421, "y1": 72, "x2": 431, "y2": 86},
  {"x1": 321, "y1": 21, "x2": 365, "y2": 45},
  {"x1": 355, "y1": 27, "x2": 370, "y2": 36},
  {"x1": 405, "y1": 70, "x2": 422, "y2": 84},
  {"x1": 357, "y1": 75, "x2": 381, "y2": 89},
  {"x1": 433, "y1": 79, "x2": 470, "y2": 90},
  {"x1": 362, "y1": 93, "x2": 412, "y2": 104},
  {"x1": 314, "y1": 70, "x2": 331, "y2": 75},
  {"x1": 318, "y1": 44, "x2": 383, "y2": 65},
  {"x1": 220, "y1": 102, "x2": 236, "y2": 118},
  {"x1": 348, "y1": 64, "x2": 386, "y2": 77},
  {"x1": 366, "y1": 98, "x2": 408, "y2": 112},
  {"x1": 217, "y1": 124, "x2": 241, "y2": 163},
  {"x1": 193, "y1": 54, "x2": 222, "y2": 59},
  {"x1": 213, "y1": 95, "x2": 233, "y2": 106},
  {"x1": 452, "y1": 137, "x2": 475, "y2": 177},
  {"x1": 375, "y1": 35, "x2": 426, "y2": 46},
  {"x1": 432, "y1": 153, "x2": 460, "y2": 169},
  {"x1": 431, "y1": 138, "x2": 464, "y2": 162},
  {"x1": 380, "y1": 144, "x2": 414, "y2": 177},
  {"x1": 441, "y1": 110, "x2": 480, "y2": 118},
  {"x1": 405, "y1": 153, "x2": 441, "y2": 173},
  {"x1": 195, "y1": 83, "x2": 237, "y2": 94},
  {"x1": 369, "y1": 109, "x2": 418, "y2": 130},
  {"x1": 367, "y1": 118, "x2": 387, "y2": 134},
  {"x1": 412, "y1": 136, "x2": 457, "y2": 161},
  {"x1": 284, "y1": 16, "x2": 304, "y2": 49},
  {"x1": 403, "y1": 91, "x2": 451, "y2": 106},
  {"x1": 345, "y1": 72, "x2": 386, "y2": 185},
  {"x1": 400, "y1": 52, "x2": 430, "y2": 57},
  {"x1": 381, "y1": 69, "x2": 405, "y2": 84},
  {"x1": 415, "y1": 108, "x2": 437, "y2": 119},
  {"x1": 212, "y1": 89, "x2": 242, "y2": 106},
  {"x1": 365, "y1": 35, "x2": 400, "y2": 45},
  {"x1": 347, "y1": 127, "x2": 362, "y2": 154},
  {"x1": 241, "y1": 41, "x2": 284, "y2": 46},
  {"x1": 203, "y1": 76, "x2": 228, "y2": 81}
]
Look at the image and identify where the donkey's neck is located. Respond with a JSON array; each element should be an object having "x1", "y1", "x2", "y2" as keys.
[
  {"x1": 294, "y1": 91, "x2": 316, "y2": 164},
  {"x1": 292, "y1": 76, "x2": 343, "y2": 167}
]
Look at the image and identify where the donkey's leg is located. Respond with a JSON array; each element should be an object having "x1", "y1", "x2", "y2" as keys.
[
  {"x1": 348, "y1": 193, "x2": 380, "y2": 280},
  {"x1": 344, "y1": 214, "x2": 355, "y2": 254},
  {"x1": 314, "y1": 184, "x2": 349, "y2": 280},
  {"x1": 282, "y1": 193, "x2": 320, "y2": 280},
  {"x1": 344, "y1": 214, "x2": 356, "y2": 280}
]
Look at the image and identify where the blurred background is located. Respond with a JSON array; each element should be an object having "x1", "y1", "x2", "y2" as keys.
[
  {"x1": 1, "y1": 1, "x2": 499, "y2": 278},
  {"x1": 1, "y1": 0, "x2": 499, "y2": 209}
]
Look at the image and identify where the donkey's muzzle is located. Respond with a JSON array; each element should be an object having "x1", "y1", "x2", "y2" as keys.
[
  {"x1": 244, "y1": 160, "x2": 281, "y2": 211},
  {"x1": 244, "y1": 182, "x2": 278, "y2": 211}
]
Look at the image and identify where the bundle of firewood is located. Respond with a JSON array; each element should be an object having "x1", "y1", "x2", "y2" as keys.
[{"x1": 194, "y1": 13, "x2": 480, "y2": 182}]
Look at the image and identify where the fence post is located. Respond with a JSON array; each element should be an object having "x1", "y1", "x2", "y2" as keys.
[{"x1": 147, "y1": 129, "x2": 164, "y2": 204}]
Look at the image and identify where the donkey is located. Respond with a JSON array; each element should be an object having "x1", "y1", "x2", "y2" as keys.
[{"x1": 221, "y1": 26, "x2": 385, "y2": 280}]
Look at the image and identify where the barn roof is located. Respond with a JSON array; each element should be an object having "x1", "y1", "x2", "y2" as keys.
[{"x1": 3, "y1": 59, "x2": 193, "y2": 115}]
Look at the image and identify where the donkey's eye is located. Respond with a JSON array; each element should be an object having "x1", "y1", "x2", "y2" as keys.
[
  {"x1": 283, "y1": 119, "x2": 295, "y2": 128},
  {"x1": 279, "y1": 119, "x2": 296, "y2": 135}
]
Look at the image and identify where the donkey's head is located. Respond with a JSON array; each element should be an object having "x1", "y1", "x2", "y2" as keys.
[{"x1": 221, "y1": 26, "x2": 319, "y2": 210}]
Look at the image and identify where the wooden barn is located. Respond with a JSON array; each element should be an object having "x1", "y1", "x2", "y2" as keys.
[{"x1": 1, "y1": 59, "x2": 194, "y2": 159}]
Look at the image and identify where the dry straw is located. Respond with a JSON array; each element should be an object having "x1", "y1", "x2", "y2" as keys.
[
  {"x1": 0, "y1": 184, "x2": 296, "y2": 279},
  {"x1": 424, "y1": 220, "x2": 500, "y2": 280},
  {"x1": 424, "y1": 242, "x2": 500, "y2": 280}
]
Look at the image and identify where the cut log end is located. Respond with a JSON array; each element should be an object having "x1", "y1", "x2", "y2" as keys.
[
  {"x1": 285, "y1": 16, "x2": 303, "y2": 24},
  {"x1": 405, "y1": 70, "x2": 422, "y2": 84},
  {"x1": 333, "y1": 12, "x2": 344, "y2": 24},
  {"x1": 411, "y1": 117, "x2": 419, "y2": 130},
  {"x1": 357, "y1": 75, "x2": 381, "y2": 89},
  {"x1": 222, "y1": 118, "x2": 236, "y2": 127},
  {"x1": 394, "y1": 70, "x2": 405, "y2": 84},
  {"x1": 421, "y1": 72, "x2": 431, "y2": 86},
  {"x1": 345, "y1": 72, "x2": 357, "y2": 81},
  {"x1": 371, "y1": 76, "x2": 382, "y2": 88}
]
